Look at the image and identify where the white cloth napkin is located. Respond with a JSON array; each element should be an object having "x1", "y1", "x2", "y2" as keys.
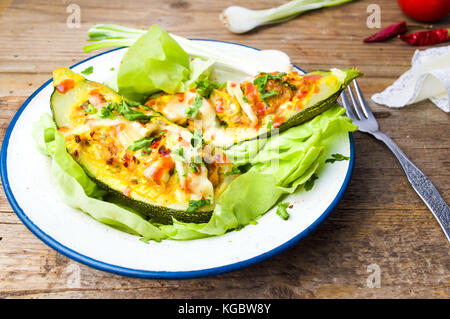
[{"x1": 372, "y1": 45, "x2": 450, "y2": 113}]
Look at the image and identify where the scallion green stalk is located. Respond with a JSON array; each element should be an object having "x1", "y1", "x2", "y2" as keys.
[{"x1": 83, "y1": 24, "x2": 292, "y2": 76}]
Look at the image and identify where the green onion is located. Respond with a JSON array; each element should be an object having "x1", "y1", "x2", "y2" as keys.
[
  {"x1": 83, "y1": 24, "x2": 291, "y2": 76},
  {"x1": 195, "y1": 77, "x2": 219, "y2": 99},
  {"x1": 185, "y1": 96, "x2": 203, "y2": 118},
  {"x1": 276, "y1": 201, "x2": 290, "y2": 220},
  {"x1": 325, "y1": 153, "x2": 350, "y2": 163},
  {"x1": 224, "y1": 167, "x2": 242, "y2": 176},
  {"x1": 220, "y1": 0, "x2": 355, "y2": 34},
  {"x1": 82, "y1": 103, "x2": 97, "y2": 114},
  {"x1": 304, "y1": 173, "x2": 318, "y2": 191},
  {"x1": 186, "y1": 199, "x2": 211, "y2": 213},
  {"x1": 81, "y1": 66, "x2": 94, "y2": 75}
]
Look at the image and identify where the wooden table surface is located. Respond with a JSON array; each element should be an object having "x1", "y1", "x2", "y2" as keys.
[{"x1": 0, "y1": 0, "x2": 449, "y2": 299}]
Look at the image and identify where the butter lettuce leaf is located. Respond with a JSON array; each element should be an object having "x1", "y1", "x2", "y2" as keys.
[
  {"x1": 114, "y1": 25, "x2": 214, "y2": 103},
  {"x1": 117, "y1": 25, "x2": 191, "y2": 102}
]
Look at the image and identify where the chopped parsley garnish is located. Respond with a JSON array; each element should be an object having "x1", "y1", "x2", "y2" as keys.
[
  {"x1": 268, "y1": 72, "x2": 286, "y2": 81},
  {"x1": 171, "y1": 147, "x2": 185, "y2": 162},
  {"x1": 118, "y1": 100, "x2": 153, "y2": 122},
  {"x1": 189, "y1": 162, "x2": 201, "y2": 173},
  {"x1": 97, "y1": 102, "x2": 118, "y2": 119},
  {"x1": 253, "y1": 72, "x2": 285, "y2": 103},
  {"x1": 195, "y1": 77, "x2": 219, "y2": 99},
  {"x1": 266, "y1": 118, "x2": 274, "y2": 129},
  {"x1": 190, "y1": 129, "x2": 203, "y2": 149},
  {"x1": 97, "y1": 99, "x2": 153, "y2": 123},
  {"x1": 139, "y1": 237, "x2": 161, "y2": 244},
  {"x1": 82, "y1": 103, "x2": 97, "y2": 114},
  {"x1": 283, "y1": 81, "x2": 297, "y2": 91},
  {"x1": 242, "y1": 95, "x2": 248, "y2": 103},
  {"x1": 261, "y1": 90, "x2": 279, "y2": 100},
  {"x1": 276, "y1": 201, "x2": 290, "y2": 220},
  {"x1": 253, "y1": 73, "x2": 269, "y2": 92},
  {"x1": 185, "y1": 96, "x2": 203, "y2": 118},
  {"x1": 325, "y1": 153, "x2": 350, "y2": 164},
  {"x1": 186, "y1": 199, "x2": 211, "y2": 213},
  {"x1": 225, "y1": 167, "x2": 242, "y2": 176},
  {"x1": 110, "y1": 67, "x2": 115, "y2": 71},
  {"x1": 81, "y1": 66, "x2": 94, "y2": 75},
  {"x1": 304, "y1": 173, "x2": 318, "y2": 191},
  {"x1": 127, "y1": 132, "x2": 164, "y2": 155}
]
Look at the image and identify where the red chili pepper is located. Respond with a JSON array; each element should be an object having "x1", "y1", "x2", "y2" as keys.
[
  {"x1": 399, "y1": 28, "x2": 450, "y2": 46},
  {"x1": 363, "y1": 22, "x2": 407, "y2": 43}
]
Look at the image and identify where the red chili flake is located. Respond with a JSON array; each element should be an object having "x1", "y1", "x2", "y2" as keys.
[
  {"x1": 123, "y1": 153, "x2": 130, "y2": 161},
  {"x1": 364, "y1": 22, "x2": 407, "y2": 43},
  {"x1": 106, "y1": 158, "x2": 113, "y2": 165},
  {"x1": 90, "y1": 131, "x2": 95, "y2": 137},
  {"x1": 74, "y1": 135, "x2": 81, "y2": 143},
  {"x1": 123, "y1": 162, "x2": 129, "y2": 168},
  {"x1": 231, "y1": 82, "x2": 236, "y2": 87},
  {"x1": 80, "y1": 101, "x2": 89, "y2": 110},
  {"x1": 289, "y1": 205, "x2": 293, "y2": 209},
  {"x1": 399, "y1": 28, "x2": 449, "y2": 46},
  {"x1": 73, "y1": 150, "x2": 78, "y2": 157},
  {"x1": 150, "y1": 139, "x2": 161, "y2": 149},
  {"x1": 55, "y1": 79, "x2": 74, "y2": 94},
  {"x1": 158, "y1": 146, "x2": 171, "y2": 156}
]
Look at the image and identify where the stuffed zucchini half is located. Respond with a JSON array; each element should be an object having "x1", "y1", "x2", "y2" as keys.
[
  {"x1": 145, "y1": 68, "x2": 361, "y2": 147},
  {"x1": 51, "y1": 68, "x2": 236, "y2": 224}
]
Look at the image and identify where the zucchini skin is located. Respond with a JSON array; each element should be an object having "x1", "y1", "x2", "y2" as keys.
[{"x1": 92, "y1": 174, "x2": 213, "y2": 224}]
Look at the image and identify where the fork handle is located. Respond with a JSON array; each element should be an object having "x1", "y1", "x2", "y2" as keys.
[{"x1": 372, "y1": 131, "x2": 450, "y2": 242}]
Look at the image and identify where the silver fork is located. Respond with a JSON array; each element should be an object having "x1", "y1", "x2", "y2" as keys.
[{"x1": 341, "y1": 80, "x2": 450, "y2": 242}]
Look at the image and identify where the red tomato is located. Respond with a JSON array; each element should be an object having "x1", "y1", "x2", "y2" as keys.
[{"x1": 397, "y1": 0, "x2": 450, "y2": 22}]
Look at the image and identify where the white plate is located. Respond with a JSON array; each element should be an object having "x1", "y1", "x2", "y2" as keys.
[{"x1": 0, "y1": 41, "x2": 354, "y2": 278}]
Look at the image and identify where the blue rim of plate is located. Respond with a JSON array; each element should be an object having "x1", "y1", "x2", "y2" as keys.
[{"x1": 0, "y1": 40, "x2": 355, "y2": 279}]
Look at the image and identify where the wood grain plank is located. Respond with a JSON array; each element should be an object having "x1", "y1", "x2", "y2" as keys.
[{"x1": 0, "y1": 0, "x2": 448, "y2": 299}]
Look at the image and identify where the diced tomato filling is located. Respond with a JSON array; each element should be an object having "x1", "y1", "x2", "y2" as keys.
[
  {"x1": 302, "y1": 74, "x2": 322, "y2": 82},
  {"x1": 55, "y1": 79, "x2": 74, "y2": 94},
  {"x1": 88, "y1": 90, "x2": 106, "y2": 107},
  {"x1": 152, "y1": 157, "x2": 175, "y2": 184},
  {"x1": 215, "y1": 98, "x2": 225, "y2": 113},
  {"x1": 176, "y1": 93, "x2": 185, "y2": 102},
  {"x1": 272, "y1": 114, "x2": 285, "y2": 128}
]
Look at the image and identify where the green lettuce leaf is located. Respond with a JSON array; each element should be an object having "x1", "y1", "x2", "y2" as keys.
[
  {"x1": 117, "y1": 25, "x2": 191, "y2": 102},
  {"x1": 114, "y1": 25, "x2": 215, "y2": 103}
]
